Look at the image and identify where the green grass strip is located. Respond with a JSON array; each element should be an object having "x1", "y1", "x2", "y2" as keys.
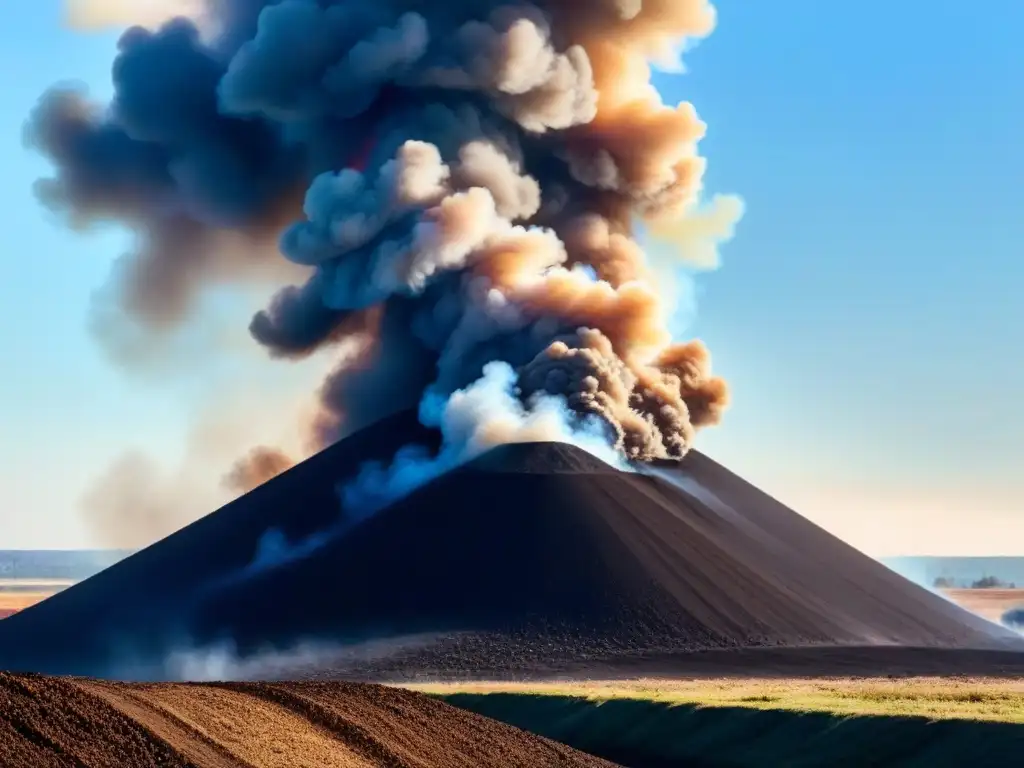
[{"x1": 436, "y1": 692, "x2": 1024, "y2": 767}]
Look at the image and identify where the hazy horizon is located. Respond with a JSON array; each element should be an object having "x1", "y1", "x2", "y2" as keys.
[{"x1": 8, "y1": 551, "x2": 1024, "y2": 593}]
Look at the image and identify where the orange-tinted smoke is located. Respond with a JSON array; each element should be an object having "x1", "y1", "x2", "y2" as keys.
[{"x1": 223, "y1": 446, "x2": 295, "y2": 494}]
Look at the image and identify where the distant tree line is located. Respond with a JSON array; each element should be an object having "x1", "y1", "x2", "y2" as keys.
[{"x1": 932, "y1": 575, "x2": 1017, "y2": 589}]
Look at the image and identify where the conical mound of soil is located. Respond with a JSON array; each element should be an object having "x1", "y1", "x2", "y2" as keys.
[{"x1": 0, "y1": 410, "x2": 1016, "y2": 678}]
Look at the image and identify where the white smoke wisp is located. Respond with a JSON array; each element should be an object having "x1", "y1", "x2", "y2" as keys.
[
  {"x1": 340, "y1": 360, "x2": 628, "y2": 517},
  {"x1": 111, "y1": 633, "x2": 450, "y2": 682},
  {"x1": 161, "y1": 639, "x2": 344, "y2": 682},
  {"x1": 204, "y1": 361, "x2": 628, "y2": 593},
  {"x1": 204, "y1": 526, "x2": 333, "y2": 594},
  {"x1": 1001, "y1": 609, "x2": 1024, "y2": 633}
]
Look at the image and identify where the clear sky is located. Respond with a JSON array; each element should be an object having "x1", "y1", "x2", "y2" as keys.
[{"x1": 0, "y1": 1, "x2": 1020, "y2": 555}]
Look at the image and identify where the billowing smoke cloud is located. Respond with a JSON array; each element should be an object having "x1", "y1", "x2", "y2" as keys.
[
  {"x1": 37, "y1": 0, "x2": 743, "y2": 528},
  {"x1": 24, "y1": 13, "x2": 306, "y2": 369}
]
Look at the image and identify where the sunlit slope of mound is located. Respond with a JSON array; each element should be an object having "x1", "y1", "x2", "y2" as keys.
[
  {"x1": 0, "y1": 673, "x2": 612, "y2": 768},
  {"x1": 0, "y1": 409, "x2": 1016, "y2": 678},
  {"x1": 648, "y1": 451, "x2": 1016, "y2": 647}
]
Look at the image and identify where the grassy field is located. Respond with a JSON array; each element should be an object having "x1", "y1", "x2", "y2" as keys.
[
  {"x1": 1, "y1": 581, "x2": 1023, "y2": 764},
  {"x1": 422, "y1": 680, "x2": 1024, "y2": 767},
  {"x1": 416, "y1": 677, "x2": 1024, "y2": 723}
]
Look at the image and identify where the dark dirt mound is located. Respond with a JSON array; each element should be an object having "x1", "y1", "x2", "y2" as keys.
[
  {"x1": 0, "y1": 673, "x2": 613, "y2": 768},
  {"x1": 0, "y1": 411, "x2": 437, "y2": 675},
  {"x1": 0, "y1": 410, "x2": 1017, "y2": 679}
]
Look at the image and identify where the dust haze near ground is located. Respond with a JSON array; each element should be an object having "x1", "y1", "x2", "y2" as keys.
[{"x1": 79, "y1": 384, "x2": 322, "y2": 548}]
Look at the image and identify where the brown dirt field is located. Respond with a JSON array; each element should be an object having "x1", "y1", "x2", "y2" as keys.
[
  {"x1": 0, "y1": 591, "x2": 58, "y2": 612},
  {"x1": 943, "y1": 589, "x2": 1024, "y2": 623},
  {"x1": 0, "y1": 673, "x2": 614, "y2": 768},
  {"x1": 0, "y1": 590, "x2": 63, "y2": 621}
]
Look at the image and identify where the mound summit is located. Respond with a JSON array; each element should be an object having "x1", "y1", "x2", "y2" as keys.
[{"x1": 0, "y1": 410, "x2": 1016, "y2": 679}]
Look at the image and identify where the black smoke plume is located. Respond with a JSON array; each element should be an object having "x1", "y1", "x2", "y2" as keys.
[{"x1": 32, "y1": 0, "x2": 744, "y2": 506}]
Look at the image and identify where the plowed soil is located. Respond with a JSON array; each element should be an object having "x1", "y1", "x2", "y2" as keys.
[{"x1": 0, "y1": 673, "x2": 614, "y2": 768}]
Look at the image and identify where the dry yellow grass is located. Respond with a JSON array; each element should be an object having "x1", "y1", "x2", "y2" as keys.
[
  {"x1": 414, "y1": 677, "x2": 1024, "y2": 723},
  {"x1": 0, "y1": 591, "x2": 60, "y2": 612},
  {"x1": 0, "y1": 580, "x2": 71, "y2": 615}
]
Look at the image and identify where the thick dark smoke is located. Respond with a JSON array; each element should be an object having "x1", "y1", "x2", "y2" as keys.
[
  {"x1": 35, "y1": 0, "x2": 744, "y2": 508},
  {"x1": 25, "y1": 16, "x2": 305, "y2": 361}
]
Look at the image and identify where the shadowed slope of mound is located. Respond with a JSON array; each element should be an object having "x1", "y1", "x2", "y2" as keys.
[
  {"x1": 0, "y1": 410, "x2": 438, "y2": 675},
  {"x1": 183, "y1": 450, "x2": 1012, "y2": 668},
  {"x1": 0, "y1": 674, "x2": 613, "y2": 768},
  {"x1": 184, "y1": 444, "x2": 1017, "y2": 674},
  {"x1": 0, "y1": 410, "x2": 1017, "y2": 678}
]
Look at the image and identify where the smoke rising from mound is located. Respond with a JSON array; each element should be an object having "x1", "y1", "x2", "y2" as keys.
[
  {"x1": 342, "y1": 361, "x2": 626, "y2": 516},
  {"x1": 1002, "y1": 609, "x2": 1024, "y2": 632},
  {"x1": 34, "y1": 0, "x2": 743, "y2": 521}
]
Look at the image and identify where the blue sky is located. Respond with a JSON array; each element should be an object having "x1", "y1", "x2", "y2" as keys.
[{"x1": 0, "y1": 1, "x2": 1021, "y2": 554}]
